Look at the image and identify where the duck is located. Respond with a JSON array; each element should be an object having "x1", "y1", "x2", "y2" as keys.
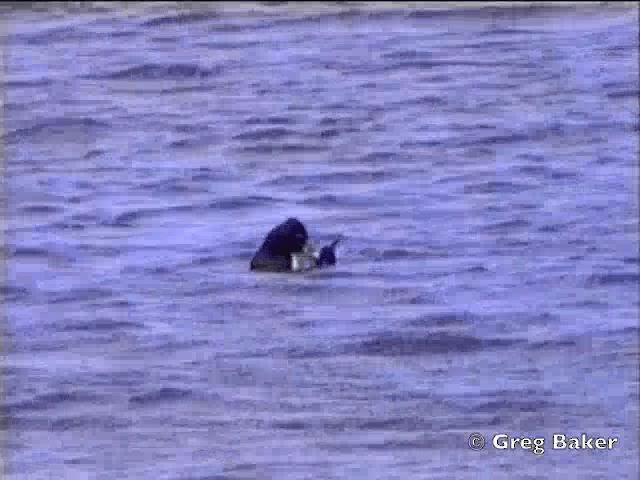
[{"x1": 250, "y1": 217, "x2": 341, "y2": 272}]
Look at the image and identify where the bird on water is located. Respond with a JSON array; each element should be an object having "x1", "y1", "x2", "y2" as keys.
[{"x1": 250, "y1": 217, "x2": 341, "y2": 273}]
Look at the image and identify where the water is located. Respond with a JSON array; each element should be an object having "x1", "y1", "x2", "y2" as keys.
[{"x1": 2, "y1": 3, "x2": 639, "y2": 479}]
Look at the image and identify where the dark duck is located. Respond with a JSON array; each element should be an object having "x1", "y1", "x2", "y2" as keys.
[{"x1": 250, "y1": 217, "x2": 341, "y2": 272}]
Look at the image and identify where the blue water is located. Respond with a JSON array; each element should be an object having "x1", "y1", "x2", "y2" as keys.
[{"x1": 2, "y1": 3, "x2": 639, "y2": 479}]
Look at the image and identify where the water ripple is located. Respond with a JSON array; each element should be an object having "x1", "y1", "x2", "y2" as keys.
[
  {"x1": 129, "y1": 387, "x2": 193, "y2": 405},
  {"x1": 347, "y1": 332, "x2": 525, "y2": 356},
  {"x1": 140, "y1": 10, "x2": 220, "y2": 27},
  {"x1": 4, "y1": 4, "x2": 638, "y2": 479},
  {"x1": 85, "y1": 63, "x2": 219, "y2": 81}
]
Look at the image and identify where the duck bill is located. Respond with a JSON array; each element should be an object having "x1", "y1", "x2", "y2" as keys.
[{"x1": 302, "y1": 240, "x2": 315, "y2": 254}]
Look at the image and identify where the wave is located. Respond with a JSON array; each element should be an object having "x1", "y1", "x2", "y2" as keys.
[
  {"x1": 381, "y1": 59, "x2": 531, "y2": 74},
  {"x1": 233, "y1": 127, "x2": 297, "y2": 142},
  {"x1": 47, "y1": 287, "x2": 114, "y2": 305},
  {"x1": 464, "y1": 180, "x2": 537, "y2": 194},
  {"x1": 107, "y1": 205, "x2": 199, "y2": 227},
  {"x1": 263, "y1": 169, "x2": 390, "y2": 187},
  {"x1": 12, "y1": 26, "x2": 92, "y2": 46},
  {"x1": 129, "y1": 387, "x2": 192, "y2": 405},
  {"x1": 84, "y1": 63, "x2": 219, "y2": 81},
  {"x1": 209, "y1": 195, "x2": 284, "y2": 210},
  {"x1": 237, "y1": 143, "x2": 329, "y2": 154},
  {"x1": 18, "y1": 204, "x2": 64, "y2": 215},
  {"x1": 345, "y1": 332, "x2": 523, "y2": 356},
  {"x1": 481, "y1": 219, "x2": 531, "y2": 233},
  {"x1": 141, "y1": 10, "x2": 219, "y2": 27},
  {"x1": 5, "y1": 391, "x2": 102, "y2": 415},
  {"x1": 4, "y1": 77, "x2": 54, "y2": 88},
  {"x1": 407, "y1": 311, "x2": 477, "y2": 327},
  {"x1": 408, "y1": 4, "x2": 575, "y2": 20},
  {"x1": 58, "y1": 318, "x2": 144, "y2": 333},
  {"x1": 587, "y1": 273, "x2": 639, "y2": 286},
  {"x1": 10, "y1": 246, "x2": 53, "y2": 258},
  {"x1": 4, "y1": 117, "x2": 109, "y2": 144},
  {"x1": 49, "y1": 415, "x2": 132, "y2": 432},
  {"x1": 0, "y1": 284, "x2": 29, "y2": 302},
  {"x1": 243, "y1": 115, "x2": 295, "y2": 126}
]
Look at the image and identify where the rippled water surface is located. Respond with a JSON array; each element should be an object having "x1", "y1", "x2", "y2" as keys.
[{"x1": 2, "y1": 3, "x2": 639, "y2": 479}]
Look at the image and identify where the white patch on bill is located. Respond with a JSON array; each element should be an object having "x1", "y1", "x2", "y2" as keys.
[{"x1": 291, "y1": 250, "x2": 319, "y2": 272}]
